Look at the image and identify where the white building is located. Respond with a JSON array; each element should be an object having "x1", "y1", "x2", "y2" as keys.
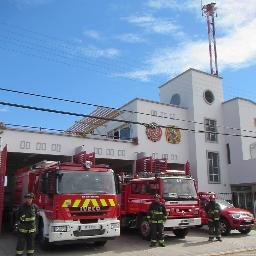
[{"x1": 1, "y1": 68, "x2": 256, "y2": 212}]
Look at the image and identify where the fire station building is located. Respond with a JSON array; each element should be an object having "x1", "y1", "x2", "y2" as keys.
[{"x1": 1, "y1": 68, "x2": 256, "y2": 224}]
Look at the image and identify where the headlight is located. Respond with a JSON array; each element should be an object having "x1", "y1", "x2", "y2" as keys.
[
  {"x1": 110, "y1": 222, "x2": 120, "y2": 229},
  {"x1": 229, "y1": 213, "x2": 241, "y2": 219},
  {"x1": 52, "y1": 226, "x2": 68, "y2": 232}
]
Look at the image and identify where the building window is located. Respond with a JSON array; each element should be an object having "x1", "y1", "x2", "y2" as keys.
[
  {"x1": 207, "y1": 151, "x2": 220, "y2": 183},
  {"x1": 94, "y1": 147, "x2": 102, "y2": 155},
  {"x1": 226, "y1": 144, "x2": 231, "y2": 164},
  {"x1": 205, "y1": 119, "x2": 218, "y2": 142},
  {"x1": 162, "y1": 154, "x2": 168, "y2": 159},
  {"x1": 106, "y1": 149, "x2": 114, "y2": 156},
  {"x1": 120, "y1": 126, "x2": 131, "y2": 140},
  {"x1": 204, "y1": 90, "x2": 215, "y2": 104},
  {"x1": 170, "y1": 93, "x2": 181, "y2": 106},
  {"x1": 151, "y1": 110, "x2": 157, "y2": 116}
]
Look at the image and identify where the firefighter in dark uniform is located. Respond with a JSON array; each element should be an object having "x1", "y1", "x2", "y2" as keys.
[
  {"x1": 147, "y1": 194, "x2": 167, "y2": 247},
  {"x1": 15, "y1": 193, "x2": 39, "y2": 256},
  {"x1": 206, "y1": 194, "x2": 222, "y2": 242}
]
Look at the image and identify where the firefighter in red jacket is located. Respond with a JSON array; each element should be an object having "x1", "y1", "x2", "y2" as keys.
[
  {"x1": 15, "y1": 193, "x2": 39, "y2": 256},
  {"x1": 147, "y1": 194, "x2": 167, "y2": 247},
  {"x1": 205, "y1": 194, "x2": 222, "y2": 242}
]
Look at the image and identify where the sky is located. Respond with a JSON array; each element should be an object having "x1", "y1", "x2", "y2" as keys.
[{"x1": 0, "y1": 0, "x2": 256, "y2": 131}]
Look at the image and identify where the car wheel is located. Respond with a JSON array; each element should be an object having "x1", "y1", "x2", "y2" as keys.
[
  {"x1": 173, "y1": 229, "x2": 188, "y2": 238},
  {"x1": 139, "y1": 217, "x2": 151, "y2": 240},
  {"x1": 238, "y1": 227, "x2": 252, "y2": 235},
  {"x1": 220, "y1": 218, "x2": 231, "y2": 236}
]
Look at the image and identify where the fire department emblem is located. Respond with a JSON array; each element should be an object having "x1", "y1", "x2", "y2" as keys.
[
  {"x1": 165, "y1": 126, "x2": 181, "y2": 144},
  {"x1": 145, "y1": 123, "x2": 162, "y2": 142}
]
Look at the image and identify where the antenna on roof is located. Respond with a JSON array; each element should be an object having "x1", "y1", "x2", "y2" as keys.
[{"x1": 202, "y1": 2, "x2": 219, "y2": 76}]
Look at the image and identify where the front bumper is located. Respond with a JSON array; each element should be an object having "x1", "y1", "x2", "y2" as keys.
[
  {"x1": 164, "y1": 217, "x2": 201, "y2": 229},
  {"x1": 48, "y1": 219, "x2": 120, "y2": 242}
]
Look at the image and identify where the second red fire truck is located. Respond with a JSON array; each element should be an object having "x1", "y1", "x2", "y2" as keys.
[
  {"x1": 118, "y1": 157, "x2": 201, "y2": 239},
  {"x1": 13, "y1": 152, "x2": 120, "y2": 248}
]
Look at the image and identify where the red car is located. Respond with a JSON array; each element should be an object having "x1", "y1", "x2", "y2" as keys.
[{"x1": 199, "y1": 194, "x2": 255, "y2": 235}]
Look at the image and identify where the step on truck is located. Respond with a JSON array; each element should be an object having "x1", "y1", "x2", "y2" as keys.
[
  {"x1": 13, "y1": 151, "x2": 120, "y2": 248},
  {"x1": 119, "y1": 157, "x2": 201, "y2": 239}
]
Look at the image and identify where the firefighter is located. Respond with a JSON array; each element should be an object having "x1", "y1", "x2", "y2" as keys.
[
  {"x1": 147, "y1": 194, "x2": 167, "y2": 247},
  {"x1": 15, "y1": 193, "x2": 39, "y2": 256},
  {"x1": 206, "y1": 194, "x2": 222, "y2": 242}
]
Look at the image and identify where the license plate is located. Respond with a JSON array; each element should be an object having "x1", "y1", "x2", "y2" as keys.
[
  {"x1": 82, "y1": 224, "x2": 101, "y2": 230},
  {"x1": 180, "y1": 219, "x2": 194, "y2": 224}
]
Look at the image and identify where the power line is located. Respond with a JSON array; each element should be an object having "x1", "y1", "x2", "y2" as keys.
[
  {"x1": 0, "y1": 100, "x2": 256, "y2": 139},
  {"x1": 1, "y1": 86, "x2": 256, "y2": 135}
]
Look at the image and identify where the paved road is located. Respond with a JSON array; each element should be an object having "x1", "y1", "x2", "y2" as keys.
[{"x1": 1, "y1": 228, "x2": 256, "y2": 256}]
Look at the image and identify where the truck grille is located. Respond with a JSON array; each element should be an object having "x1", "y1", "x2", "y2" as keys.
[
  {"x1": 73, "y1": 229, "x2": 105, "y2": 237},
  {"x1": 69, "y1": 207, "x2": 110, "y2": 217}
]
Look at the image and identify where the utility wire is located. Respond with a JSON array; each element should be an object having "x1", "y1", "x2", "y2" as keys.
[
  {"x1": 1, "y1": 87, "x2": 256, "y2": 135},
  {"x1": 0, "y1": 100, "x2": 256, "y2": 139}
]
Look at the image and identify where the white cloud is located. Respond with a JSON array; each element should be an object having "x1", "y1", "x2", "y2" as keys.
[
  {"x1": 117, "y1": 33, "x2": 146, "y2": 43},
  {"x1": 119, "y1": 0, "x2": 256, "y2": 81},
  {"x1": 83, "y1": 30, "x2": 102, "y2": 40},
  {"x1": 0, "y1": 108, "x2": 9, "y2": 113},
  {"x1": 79, "y1": 46, "x2": 120, "y2": 59},
  {"x1": 123, "y1": 15, "x2": 181, "y2": 35}
]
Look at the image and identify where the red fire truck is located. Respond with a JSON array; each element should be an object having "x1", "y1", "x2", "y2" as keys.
[
  {"x1": 13, "y1": 152, "x2": 120, "y2": 248},
  {"x1": 119, "y1": 157, "x2": 201, "y2": 239}
]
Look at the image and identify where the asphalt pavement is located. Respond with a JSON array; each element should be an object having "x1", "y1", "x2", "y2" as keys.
[{"x1": 1, "y1": 228, "x2": 256, "y2": 256}]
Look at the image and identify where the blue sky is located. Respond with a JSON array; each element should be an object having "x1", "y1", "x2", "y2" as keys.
[{"x1": 0, "y1": 0, "x2": 256, "y2": 131}]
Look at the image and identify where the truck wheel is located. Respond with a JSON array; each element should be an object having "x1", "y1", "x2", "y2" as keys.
[
  {"x1": 238, "y1": 227, "x2": 252, "y2": 235},
  {"x1": 139, "y1": 218, "x2": 151, "y2": 240},
  {"x1": 220, "y1": 219, "x2": 231, "y2": 236},
  {"x1": 173, "y1": 229, "x2": 188, "y2": 238},
  {"x1": 94, "y1": 240, "x2": 107, "y2": 246}
]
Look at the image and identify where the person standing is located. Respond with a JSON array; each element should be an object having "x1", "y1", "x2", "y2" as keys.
[
  {"x1": 15, "y1": 193, "x2": 39, "y2": 256},
  {"x1": 206, "y1": 194, "x2": 222, "y2": 242},
  {"x1": 147, "y1": 194, "x2": 167, "y2": 247}
]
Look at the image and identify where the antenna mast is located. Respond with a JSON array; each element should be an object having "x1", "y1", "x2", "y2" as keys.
[{"x1": 202, "y1": 2, "x2": 218, "y2": 76}]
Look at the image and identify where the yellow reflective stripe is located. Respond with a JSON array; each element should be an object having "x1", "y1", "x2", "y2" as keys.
[
  {"x1": 16, "y1": 250, "x2": 23, "y2": 254},
  {"x1": 27, "y1": 249, "x2": 35, "y2": 253},
  {"x1": 82, "y1": 199, "x2": 90, "y2": 207},
  {"x1": 24, "y1": 217, "x2": 35, "y2": 221},
  {"x1": 73, "y1": 199, "x2": 81, "y2": 207},
  {"x1": 19, "y1": 228, "x2": 28, "y2": 233},
  {"x1": 108, "y1": 199, "x2": 115, "y2": 206},
  {"x1": 62, "y1": 199, "x2": 71, "y2": 208},
  {"x1": 91, "y1": 199, "x2": 99, "y2": 207},
  {"x1": 100, "y1": 199, "x2": 108, "y2": 207}
]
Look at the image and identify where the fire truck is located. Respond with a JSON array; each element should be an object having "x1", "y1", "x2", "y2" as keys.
[
  {"x1": 119, "y1": 157, "x2": 201, "y2": 239},
  {"x1": 13, "y1": 152, "x2": 120, "y2": 248}
]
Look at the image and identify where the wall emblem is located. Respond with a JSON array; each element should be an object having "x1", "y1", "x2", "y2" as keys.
[
  {"x1": 146, "y1": 123, "x2": 162, "y2": 142},
  {"x1": 165, "y1": 126, "x2": 181, "y2": 144}
]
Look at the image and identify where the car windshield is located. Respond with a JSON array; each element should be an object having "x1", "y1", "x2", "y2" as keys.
[
  {"x1": 162, "y1": 178, "x2": 197, "y2": 201},
  {"x1": 57, "y1": 170, "x2": 116, "y2": 194},
  {"x1": 216, "y1": 199, "x2": 234, "y2": 210}
]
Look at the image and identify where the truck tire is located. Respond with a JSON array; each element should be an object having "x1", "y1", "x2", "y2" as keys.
[
  {"x1": 94, "y1": 240, "x2": 107, "y2": 246},
  {"x1": 139, "y1": 217, "x2": 151, "y2": 240},
  {"x1": 173, "y1": 229, "x2": 188, "y2": 238},
  {"x1": 220, "y1": 218, "x2": 231, "y2": 236},
  {"x1": 238, "y1": 227, "x2": 252, "y2": 235}
]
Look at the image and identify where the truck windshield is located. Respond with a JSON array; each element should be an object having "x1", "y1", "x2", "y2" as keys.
[
  {"x1": 57, "y1": 170, "x2": 116, "y2": 194},
  {"x1": 163, "y1": 178, "x2": 197, "y2": 200}
]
